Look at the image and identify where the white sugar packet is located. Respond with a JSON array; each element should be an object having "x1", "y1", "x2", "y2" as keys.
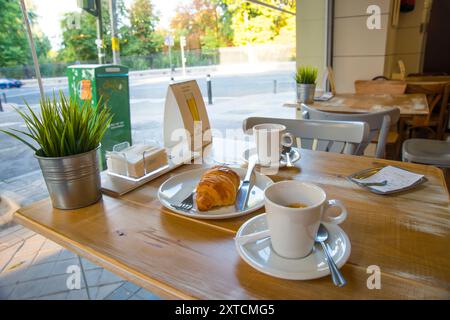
[{"x1": 353, "y1": 166, "x2": 424, "y2": 192}]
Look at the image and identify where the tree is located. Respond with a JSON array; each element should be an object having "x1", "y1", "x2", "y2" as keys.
[
  {"x1": 0, "y1": 0, "x2": 50, "y2": 67},
  {"x1": 58, "y1": 0, "x2": 120, "y2": 62},
  {"x1": 0, "y1": 0, "x2": 29, "y2": 67},
  {"x1": 59, "y1": 11, "x2": 100, "y2": 62},
  {"x1": 224, "y1": 0, "x2": 295, "y2": 46},
  {"x1": 58, "y1": 0, "x2": 132, "y2": 62},
  {"x1": 170, "y1": 0, "x2": 232, "y2": 51},
  {"x1": 35, "y1": 32, "x2": 52, "y2": 63},
  {"x1": 58, "y1": 0, "x2": 162, "y2": 62},
  {"x1": 121, "y1": 0, "x2": 162, "y2": 56}
]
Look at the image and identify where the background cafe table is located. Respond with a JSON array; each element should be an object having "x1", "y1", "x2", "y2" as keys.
[
  {"x1": 283, "y1": 93, "x2": 429, "y2": 119},
  {"x1": 15, "y1": 138, "x2": 450, "y2": 299}
]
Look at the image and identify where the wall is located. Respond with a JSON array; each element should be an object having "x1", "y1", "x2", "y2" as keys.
[
  {"x1": 295, "y1": 0, "x2": 432, "y2": 93},
  {"x1": 296, "y1": 0, "x2": 327, "y2": 90},
  {"x1": 385, "y1": 0, "x2": 432, "y2": 77},
  {"x1": 332, "y1": 0, "x2": 392, "y2": 93}
]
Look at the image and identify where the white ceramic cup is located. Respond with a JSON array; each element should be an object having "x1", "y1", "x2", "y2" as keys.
[
  {"x1": 264, "y1": 181, "x2": 347, "y2": 259},
  {"x1": 252, "y1": 123, "x2": 294, "y2": 166}
]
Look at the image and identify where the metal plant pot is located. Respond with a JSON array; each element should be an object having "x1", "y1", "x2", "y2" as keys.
[
  {"x1": 35, "y1": 146, "x2": 102, "y2": 210},
  {"x1": 296, "y1": 83, "x2": 316, "y2": 104}
]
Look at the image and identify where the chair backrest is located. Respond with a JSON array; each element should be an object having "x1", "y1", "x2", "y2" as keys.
[
  {"x1": 354, "y1": 80, "x2": 407, "y2": 94},
  {"x1": 242, "y1": 117, "x2": 369, "y2": 155},
  {"x1": 319, "y1": 66, "x2": 336, "y2": 95},
  {"x1": 301, "y1": 104, "x2": 400, "y2": 159},
  {"x1": 326, "y1": 66, "x2": 336, "y2": 95},
  {"x1": 407, "y1": 75, "x2": 450, "y2": 81},
  {"x1": 398, "y1": 60, "x2": 406, "y2": 80}
]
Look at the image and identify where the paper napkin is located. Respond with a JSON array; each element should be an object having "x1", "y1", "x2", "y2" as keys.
[{"x1": 353, "y1": 166, "x2": 424, "y2": 193}]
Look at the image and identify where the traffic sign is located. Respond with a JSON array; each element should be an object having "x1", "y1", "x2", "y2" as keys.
[{"x1": 164, "y1": 35, "x2": 174, "y2": 47}]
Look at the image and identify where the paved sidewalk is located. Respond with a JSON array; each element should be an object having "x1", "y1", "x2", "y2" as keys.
[
  {"x1": 0, "y1": 91, "x2": 295, "y2": 300},
  {"x1": 0, "y1": 225, "x2": 160, "y2": 300}
]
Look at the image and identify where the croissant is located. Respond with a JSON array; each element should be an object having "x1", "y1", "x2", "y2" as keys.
[{"x1": 196, "y1": 166, "x2": 241, "y2": 211}]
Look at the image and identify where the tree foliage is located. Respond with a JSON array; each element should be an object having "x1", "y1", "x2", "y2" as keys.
[
  {"x1": 0, "y1": 0, "x2": 51, "y2": 67},
  {"x1": 224, "y1": 0, "x2": 295, "y2": 46},
  {"x1": 1, "y1": 0, "x2": 296, "y2": 68},
  {"x1": 59, "y1": 12, "x2": 100, "y2": 62},
  {"x1": 121, "y1": 0, "x2": 163, "y2": 56},
  {"x1": 58, "y1": 0, "x2": 122, "y2": 62},
  {"x1": 59, "y1": 0, "x2": 162, "y2": 62},
  {"x1": 170, "y1": 0, "x2": 232, "y2": 52}
]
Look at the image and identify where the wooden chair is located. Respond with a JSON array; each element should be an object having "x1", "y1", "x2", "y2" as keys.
[
  {"x1": 404, "y1": 82, "x2": 450, "y2": 140},
  {"x1": 326, "y1": 66, "x2": 336, "y2": 95},
  {"x1": 354, "y1": 80, "x2": 407, "y2": 95},
  {"x1": 301, "y1": 104, "x2": 400, "y2": 159},
  {"x1": 391, "y1": 60, "x2": 407, "y2": 80},
  {"x1": 319, "y1": 66, "x2": 336, "y2": 95},
  {"x1": 242, "y1": 117, "x2": 369, "y2": 155}
]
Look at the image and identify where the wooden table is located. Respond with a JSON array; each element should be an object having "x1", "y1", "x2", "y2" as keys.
[
  {"x1": 284, "y1": 93, "x2": 429, "y2": 119},
  {"x1": 15, "y1": 139, "x2": 450, "y2": 299}
]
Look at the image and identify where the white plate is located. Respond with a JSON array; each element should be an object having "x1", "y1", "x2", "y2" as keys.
[
  {"x1": 235, "y1": 213, "x2": 351, "y2": 280},
  {"x1": 242, "y1": 148, "x2": 301, "y2": 168},
  {"x1": 158, "y1": 167, "x2": 273, "y2": 219}
]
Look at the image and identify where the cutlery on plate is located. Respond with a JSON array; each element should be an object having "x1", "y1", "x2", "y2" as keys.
[
  {"x1": 171, "y1": 192, "x2": 194, "y2": 212},
  {"x1": 315, "y1": 224, "x2": 346, "y2": 287},
  {"x1": 235, "y1": 229, "x2": 270, "y2": 246},
  {"x1": 236, "y1": 155, "x2": 257, "y2": 211}
]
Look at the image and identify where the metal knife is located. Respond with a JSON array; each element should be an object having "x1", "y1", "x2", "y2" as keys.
[{"x1": 236, "y1": 155, "x2": 257, "y2": 211}]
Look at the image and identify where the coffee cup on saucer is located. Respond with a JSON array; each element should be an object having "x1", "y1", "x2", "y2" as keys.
[
  {"x1": 264, "y1": 181, "x2": 347, "y2": 259},
  {"x1": 252, "y1": 123, "x2": 294, "y2": 167}
]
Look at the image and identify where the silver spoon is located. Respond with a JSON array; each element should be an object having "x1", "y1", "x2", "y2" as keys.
[
  {"x1": 315, "y1": 224, "x2": 346, "y2": 287},
  {"x1": 282, "y1": 145, "x2": 294, "y2": 167}
]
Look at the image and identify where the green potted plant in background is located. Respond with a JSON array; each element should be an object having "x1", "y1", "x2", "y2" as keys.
[
  {"x1": 0, "y1": 92, "x2": 112, "y2": 209},
  {"x1": 295, "y1": 65, "x2": 318, "y2": 104}
]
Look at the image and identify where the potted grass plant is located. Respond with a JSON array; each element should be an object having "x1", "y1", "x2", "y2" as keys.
[
  {"x1": 295, "y1": 65, "x2": 318, "y2": 104},
  {"x1": 0, "y1": 91, "x2": 112, "y2": 209}
]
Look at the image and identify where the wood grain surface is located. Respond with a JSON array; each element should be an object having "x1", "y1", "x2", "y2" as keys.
[{"x1": 15, "y1": 138, "x2": 450, "y2": 299}]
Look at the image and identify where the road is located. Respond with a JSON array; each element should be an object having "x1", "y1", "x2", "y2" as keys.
[
  {"x1": 0, "y1": 68, "x2": 296, "y2": 181},
  {"x1": 2, "y1": 69, "x2": 295, "y2": 106}
]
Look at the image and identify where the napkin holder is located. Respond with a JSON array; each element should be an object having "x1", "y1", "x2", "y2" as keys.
[
  {"x1": 101, "y1": 141, "x2": 200, "y2": 197},
  {"x1": 163, "y1": 80, "x2": 211, "y2": 156},
  {"x1": 105, "y1": 142, "x2": 170, "y2": 182}
]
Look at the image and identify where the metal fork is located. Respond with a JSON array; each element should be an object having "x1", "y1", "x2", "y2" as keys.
[
  {"x1": 358, "y1": 180, "x2": 388, "y2": 187},
  {"x1": 171, "y1": 192, "x2": 194, "y2": 212}
]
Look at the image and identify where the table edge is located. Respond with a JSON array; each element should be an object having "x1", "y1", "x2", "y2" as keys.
[{"x1": 13, "y1": 210, "x2": 196, "y2": 300}]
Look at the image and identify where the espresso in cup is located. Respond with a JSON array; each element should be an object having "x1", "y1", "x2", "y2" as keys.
[
  {"x1": 264, "y1": 181, "x2": 347, "y2": 259},
  {"x1": 287, "y1": 203, "x2": 308, "y2": 208}
]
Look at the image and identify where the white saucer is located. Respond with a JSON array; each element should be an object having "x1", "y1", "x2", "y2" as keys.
[
  {"x1": 242, "y1": 148, "x2": 301, "y2": 168},
  {"x1": 158, "y1": 167, "x2": 273, "y2": 219},
  {"x1": 235, "y1": 213, "x2": 351, "y2": 280}
]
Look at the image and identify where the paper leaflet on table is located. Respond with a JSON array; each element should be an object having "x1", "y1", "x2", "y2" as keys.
[{"x1": 352, "y1": 166, "x2": 424, "y2": 192}]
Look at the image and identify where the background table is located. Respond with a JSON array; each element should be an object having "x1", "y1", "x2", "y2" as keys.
[
  {"x1": 284, "y1": 93, "x2": 429, "y2": 119},
  {"x1": 15, "y1": 139, "x2": 450, "y2": 299}
]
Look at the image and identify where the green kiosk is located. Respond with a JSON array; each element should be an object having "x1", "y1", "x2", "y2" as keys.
[{"x1": 67, "y1": 64, "x2": 132, "y2": 170}]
